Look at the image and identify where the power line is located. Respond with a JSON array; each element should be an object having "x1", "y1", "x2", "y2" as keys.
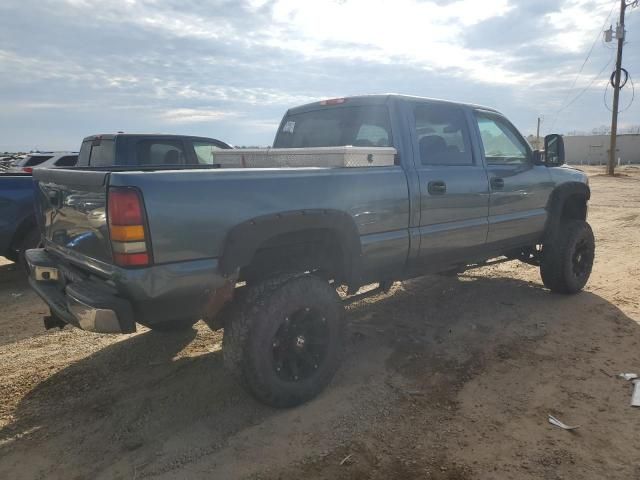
[
  {"x1": 553, "y1": 51, "x2": 616, "y2": 118},
  {"x1": 549, "y1": 0, "x2": 618, "y2": 130}
]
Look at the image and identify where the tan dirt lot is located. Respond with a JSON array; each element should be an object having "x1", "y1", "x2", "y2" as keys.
[{"x1": 0, "y1": 165, "x2": 639, "y2": 479}]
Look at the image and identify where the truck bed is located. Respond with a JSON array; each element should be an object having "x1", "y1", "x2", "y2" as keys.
[{"x1": 33, "y1": 164, "x2": 410, "y2": 279}]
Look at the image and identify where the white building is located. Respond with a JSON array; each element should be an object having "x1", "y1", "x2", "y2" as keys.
[{"x1": 564, "y1": 134, "x2": 640, "y2": 165}]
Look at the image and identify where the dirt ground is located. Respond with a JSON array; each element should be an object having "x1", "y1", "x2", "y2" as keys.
[{"x1": 1, "y1": 165, "x2": 639, "y2": 479}]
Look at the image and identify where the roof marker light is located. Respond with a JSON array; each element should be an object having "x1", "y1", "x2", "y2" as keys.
[{"x1": 320, "y1": 98, "x2": 346, "y2": 106}]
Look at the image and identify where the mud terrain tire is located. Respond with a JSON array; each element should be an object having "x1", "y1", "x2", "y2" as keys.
[
  {"x1": 223, "y1": 273, "x2": 344, "y2": 407},
  {"x1": 541, "y1": 220, "x2": 595, "y2": 294}
]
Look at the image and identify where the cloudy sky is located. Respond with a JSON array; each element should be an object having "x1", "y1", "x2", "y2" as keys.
[{"x1": 1, "y1": 0, "x2": 639, "y2": 151}]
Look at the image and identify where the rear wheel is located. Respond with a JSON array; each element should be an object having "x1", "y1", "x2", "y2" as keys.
[
  {"x1": 223, "y1": 273, "x2": 344, "y2": 407},
  {"x1": 540, "y1": 220, "x2": 595, "y2": 294}
]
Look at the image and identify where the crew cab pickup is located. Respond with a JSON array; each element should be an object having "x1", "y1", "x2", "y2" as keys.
[{"x1": 27, "y1": 95, "x2": 593, "y2": 407}]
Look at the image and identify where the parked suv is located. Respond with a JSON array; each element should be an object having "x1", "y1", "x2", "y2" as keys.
[{"x1": 7, "y1": 152, "x2": 79, "y2": 173}]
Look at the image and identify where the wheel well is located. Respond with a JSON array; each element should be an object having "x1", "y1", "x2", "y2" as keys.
[
  {"x1": 544, "y1": 183, "x2": 590, "y2": 243},
  {"x1": 560, "y1": 194, "x2": 587, "y2": 221},
  {"x1": 239, "y1": 228, "x2": 346, "y2": 284}
]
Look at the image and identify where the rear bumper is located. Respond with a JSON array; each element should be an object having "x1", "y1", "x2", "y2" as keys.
[
  {"x1": 27, "y1": 249, "x2": 136, "y2": 333},
  {"x1": 26, "y1": 248, "x2": 234, "y2": 334}
]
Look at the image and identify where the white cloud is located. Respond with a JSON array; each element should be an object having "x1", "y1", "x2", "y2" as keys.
[
  {"x1": 161, "y1": 108, "x2": 239, "y2": 123},
  {"x1": 1, "y1": 0, "x2": 638, "y2": 150},
  {"x1": 544, "y1": 0, "x2": 615, "y2": 52},
  {"x1": 261, "y1": 0, "x2": 524, "y2": 85}
]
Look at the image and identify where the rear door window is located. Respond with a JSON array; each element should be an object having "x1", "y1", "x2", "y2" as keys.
[
  {"x1": 274, "y1": 105, "x2": 392, "y2": 148},
  {"x1": 413, "y1": 103, "x2": 473, "y2": 166}
]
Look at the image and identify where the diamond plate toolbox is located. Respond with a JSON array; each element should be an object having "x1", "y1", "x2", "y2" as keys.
[{"x1": 213, "y1": 146, "x2": 397, "y2": 168}]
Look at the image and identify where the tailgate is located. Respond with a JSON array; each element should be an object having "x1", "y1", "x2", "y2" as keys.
[{"x1": 34, "y1": 168, "x2": 112, "y2": 264}]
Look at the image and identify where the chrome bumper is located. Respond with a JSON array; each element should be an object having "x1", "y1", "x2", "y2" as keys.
[
  {"x1": 26, "y1": 248, "x2": 136, "y2": 334},
  {"x1": 67, "y1": 293, "x2": 124, "y2": 333}
]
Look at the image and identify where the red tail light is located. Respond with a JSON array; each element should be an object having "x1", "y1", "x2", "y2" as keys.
[
  {"x1": 107, "y1": 187, "x2": 151, "y2": 267},
  {"x1": 113, "y1": 252, "x2": 150, "y2": 267},
  {"x1": 23, "y1": 167, "x2": 33, "y2": 173},
  {"x1": 108, "y1": 189, "x2": 143, "y2": 225}
]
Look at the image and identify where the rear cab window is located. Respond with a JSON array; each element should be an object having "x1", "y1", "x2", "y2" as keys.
[
  {"x1": 134, "y1": 140, "x2": 187, "y2": 165},
  {"x1": 273, "y1": 105, "x2": 393, "y2": 149}
]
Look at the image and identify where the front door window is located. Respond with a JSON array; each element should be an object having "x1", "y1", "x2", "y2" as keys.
[{"x1": 474, "y1": 113, "x2": 529, "y2": 166}]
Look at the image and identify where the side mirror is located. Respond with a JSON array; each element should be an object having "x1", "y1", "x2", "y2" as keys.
[{"x1": 544, "y1": 134, "x2": 565, "y2": 166}]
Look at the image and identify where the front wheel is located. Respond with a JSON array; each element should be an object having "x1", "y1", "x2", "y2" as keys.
[
  {"x1": 223, "y1": 273, "x2": 345, "y2": 407},
  {"x1": 540, "y1": 220, "x2": 595, "y2": 294}
]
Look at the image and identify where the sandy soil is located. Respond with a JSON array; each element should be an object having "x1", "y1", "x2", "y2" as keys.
[{"x1": 0, "y1": 165, "x2": 639, "y2": 479}]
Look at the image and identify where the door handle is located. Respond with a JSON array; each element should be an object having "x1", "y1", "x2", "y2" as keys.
[
  {"x1": 428, "y1": 180, "x2": 447, "y2": 195},
  {"x1": 490, "y1": 177, "x2": 504, "y2": 189}
]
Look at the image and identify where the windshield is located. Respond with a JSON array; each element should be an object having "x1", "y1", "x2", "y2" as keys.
[{"x1": 273, "y1": 105, "x2": 392, "y2": 148}]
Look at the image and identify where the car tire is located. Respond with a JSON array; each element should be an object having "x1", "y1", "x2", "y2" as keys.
[
  {"x1": 223, "y1": 273, "x2": 345, "y2": 408},
  {"x1": 540, "y1": 220, "x2": 595, "y2": 294}
]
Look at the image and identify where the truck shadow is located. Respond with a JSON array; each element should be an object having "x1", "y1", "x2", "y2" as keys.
[
  {"x1": 0, "y1": 261, "x2": 50, "y2": 347},
  {"x1": 0, "y1": 261, "x2": 26, "y2": 287},
  {"x1": 0, "y1": 272, "x2": 637, "y2": 478}
]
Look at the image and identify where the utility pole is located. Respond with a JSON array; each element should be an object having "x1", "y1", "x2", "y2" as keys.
[
  {"x1": 536, "y1": 116, "x2": 541, "y2": 150},
  {"x1": 606, "y1": 0, "x2": 636, "y2": 175}
]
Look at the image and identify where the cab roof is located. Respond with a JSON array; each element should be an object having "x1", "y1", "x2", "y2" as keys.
[
  {"x1": 81, "y1": 133, "x2": 226, "y2": 143},
  {"x1": 286, "y1": 93, "x2": 501, "y2": 116}
]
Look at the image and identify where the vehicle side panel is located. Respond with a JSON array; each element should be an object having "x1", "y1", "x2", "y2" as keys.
[{"x1": 109, "y1": 167, "x2": 411, "y2": 281}]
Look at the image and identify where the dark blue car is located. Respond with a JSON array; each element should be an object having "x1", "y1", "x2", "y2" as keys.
[{"x1": 0, "y1": 174, "x2": 40, "y2": 267}]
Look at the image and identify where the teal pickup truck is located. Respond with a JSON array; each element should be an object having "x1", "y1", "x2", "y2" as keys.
[{"x1": 26, "y1": 95, "x2": 593, "y2": 407}]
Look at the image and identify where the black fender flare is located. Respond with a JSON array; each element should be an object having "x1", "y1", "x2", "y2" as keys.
[
  {"x1": 544, "y1": 182, "x2": 590, "y2": 242},
  {"x1": 219, "y1": 209, "x2": 362, "y2": 284}
]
